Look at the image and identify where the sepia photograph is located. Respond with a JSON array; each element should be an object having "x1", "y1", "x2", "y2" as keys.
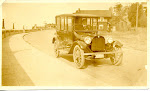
[{"x1": 1, "y1": 0, "x2": 148, "y2": 89}]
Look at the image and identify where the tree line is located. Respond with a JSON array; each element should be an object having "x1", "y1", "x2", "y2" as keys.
[{"x1": 110, "y1": 2, "x2": 147, "y2": 29}]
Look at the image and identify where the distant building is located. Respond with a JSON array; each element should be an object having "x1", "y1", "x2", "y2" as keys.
[
  {"x1": 51, "y1": 23, "x2": 56, "y2": 28},
  {"x1": 32, "y1": 23, "x2": 56, "y2": 30},
  {"x1": 73, "y1": 8, "x2": 112, "y2": 31},
  {"x1": 32, "y1": 24, "x2": 45, "y2": 30},
  {"x1": 45, "y1": 23, "x2": 56, "y2": 29}
]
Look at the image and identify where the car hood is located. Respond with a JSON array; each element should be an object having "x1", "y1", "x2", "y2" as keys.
[
  {"x1": 74, "y1": 31, "x2": 113, "y2": 43},
  {"x1": 75, "y1": 32, "x2": 96, "y2": 40}
]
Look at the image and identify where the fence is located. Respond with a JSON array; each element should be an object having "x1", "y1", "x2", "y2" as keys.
[{"x1": 2, "y1": 29, "x2": 39, "y2": 39}]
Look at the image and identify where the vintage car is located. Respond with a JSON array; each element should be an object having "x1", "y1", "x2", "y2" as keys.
[{"x1": 52, "y1": 14, "x2": 123, "y2": 69}]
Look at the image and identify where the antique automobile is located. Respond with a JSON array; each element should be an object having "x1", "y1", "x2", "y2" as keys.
[{"x1": 52, "y1": 14, "x2": 123, "y2": 69}]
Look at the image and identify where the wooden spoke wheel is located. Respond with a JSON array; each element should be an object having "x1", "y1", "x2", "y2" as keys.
[
  {"x1": 110, "y1": 47, "x2": 123, "y2": 66},
  {"x1": 73, "y1": 45, "x2": 85, "y2": 69}
]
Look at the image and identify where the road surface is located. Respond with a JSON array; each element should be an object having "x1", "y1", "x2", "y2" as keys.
[
  {"x1": 22, "y1": 29, "x2": 147, "y2": 86},
  {"x1": 2, "y1": 29, "x2": 147, "y2": 86}
]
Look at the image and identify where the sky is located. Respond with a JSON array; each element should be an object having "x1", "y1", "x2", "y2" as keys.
[{"x1": 2, "y1": 2, "x2": 130, "y2": 29}]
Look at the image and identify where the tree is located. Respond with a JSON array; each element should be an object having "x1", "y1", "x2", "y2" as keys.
[
  {"x1": 138, "y1": 11, "x2": 147, "y2": 27},
  {"x1": 109, "y1": 3, "x2": 123, "y2": 25},
  {"x1": 128, "y1": 3, "x2": 147, "y2": 27},
  {"x1": 109, "y1": 3, "x2": 131, "y2": 31},
  {"x1": 138, "y1": 4, "x2": 147, "y2": 27},
  {"x1": 114, "y1": 3, "x2": 123, "y2": 22},
  {"x1": 145, "y1": 8, "x2": 147, "y2": 16},
  {"x1": 128, "y1": 3, "x2": 137, "y2": 27}
]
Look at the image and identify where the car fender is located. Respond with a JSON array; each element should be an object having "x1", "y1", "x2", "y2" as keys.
[
  {"x1": 68, "y1": 40, "x2": 92, "y2": 54},
  {"x1": 52, "y1": 32, "x2": 59, "y2": 44}
]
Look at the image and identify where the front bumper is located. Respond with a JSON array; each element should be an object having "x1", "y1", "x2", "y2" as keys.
[
  {"x1": 84, "y1": 51, "x2": 123, "y2": 59},
  {"x1": 84, "y1": 51, "x2": 123, "y2": 55}
]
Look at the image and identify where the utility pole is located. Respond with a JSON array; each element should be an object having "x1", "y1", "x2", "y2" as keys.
[
  {"x1": 23, "y1": 25, "x2": 25, "y2": 33},
  {"x1": 2, "y1": 19, "x2": 5, "y2": 29},
  {"x1": 136, "y1": 2, "x2": 139, "y2": 31},
  {"x1": 13, "y1": 23, "x2": 15, "y2": 29}
]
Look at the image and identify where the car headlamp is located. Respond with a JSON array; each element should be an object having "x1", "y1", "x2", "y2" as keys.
[
  {"x1": 107, "y1": 37, "x2": 113, "y2": 43},
  {"x1": 84, "y1": 36, "x2": 92, "y2": 44}
]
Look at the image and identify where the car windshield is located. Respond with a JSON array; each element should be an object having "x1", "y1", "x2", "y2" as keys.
[{"x1": 74, "y1": 17, "x2": 98, "y2": 31}]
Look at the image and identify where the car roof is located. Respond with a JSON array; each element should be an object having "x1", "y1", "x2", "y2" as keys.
[{"x1": 56, "y1": 14, "x2": 104, "y2": 17}]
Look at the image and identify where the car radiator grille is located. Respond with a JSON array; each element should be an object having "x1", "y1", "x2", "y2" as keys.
[{"x1": 91, "y1": 36, "x2": 105, "y2": 52}]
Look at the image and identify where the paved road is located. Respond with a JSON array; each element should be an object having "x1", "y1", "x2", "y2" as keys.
[
  {"x1": 2, "y1": 29, "x2": 147, "y2": 86},
  {"x1": 3, "y1": 34, "x2": 101, "y2": 86},
  {"x1": 23, "y1": 29, "x2": 147, "y2": 86}
]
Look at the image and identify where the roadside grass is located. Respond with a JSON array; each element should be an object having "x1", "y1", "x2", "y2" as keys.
[{"x1": 101, "y1": 27, "x2": 147, "y2": 51}]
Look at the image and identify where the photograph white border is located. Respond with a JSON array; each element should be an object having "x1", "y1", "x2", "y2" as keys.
[{"x1": 0, "y1": 0, "x2": 149, "y2": 90}]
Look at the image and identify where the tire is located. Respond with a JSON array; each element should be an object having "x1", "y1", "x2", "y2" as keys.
[
  {"x1": 73, "y1": 45, "x2": 85, "y2": 69},
  {"x1": 54, "y1": 41, "x2": 60, "y2": 58},
  {"x1": 110, "y1": 47, "x2": 123, "y2": 66}
]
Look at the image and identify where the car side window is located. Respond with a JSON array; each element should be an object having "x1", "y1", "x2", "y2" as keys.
[
  {"x1": 75, "y1": 17, "x2": 84, "y2": 30},
  {"x1": 87, "y1": 18, "x2": 90, "y2": 25},
  {"x1": 56, "y1": 17, "x2": 60, "y2": 30},
  {"x1": 68, "y1": 17, "x2": 73, "y2": 32},
  {"x1": 87, "y1": 18, "x2": 91, "y2": 30},
  {"x1": 61, "y1": 17, "x2": 65, "y2": 31},
  {"x1": 82, "y1": 18, "x2": 87, "y2": 25},
  {"x1": 91, "y1": 18, "x2": 93, "y2": 30},
  {"x1": 65, "y1": 17, "x2": 68, "y2": 31}
]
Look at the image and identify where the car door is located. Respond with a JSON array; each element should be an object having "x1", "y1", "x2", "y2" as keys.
[
  {"x1": 56, "y1": 16, "x2": 73, "y2": 48},
  {"x1": 66, "y1": 17, "x2": 73, "y2": 46}
]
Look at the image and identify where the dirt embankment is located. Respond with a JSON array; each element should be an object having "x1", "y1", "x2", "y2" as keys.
[{"x1": 101, "y1": 27, "x2": 147, "y2": 52}]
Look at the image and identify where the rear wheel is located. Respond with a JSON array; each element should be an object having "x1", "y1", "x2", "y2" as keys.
[
  {"x1": 73, "y1": 45, "x2": 85, "y2": 69},
  {"x1": 110, "y1": 47, "x2": 123, "y2": 66}
]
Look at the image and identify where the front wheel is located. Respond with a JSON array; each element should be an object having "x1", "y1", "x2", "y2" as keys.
[
  {"x1": 110, "y1": 47, "x2": 123, "y2": 66},
  {"x1": 73, "y1": 45, "x2": 85, "y2": 69}
]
